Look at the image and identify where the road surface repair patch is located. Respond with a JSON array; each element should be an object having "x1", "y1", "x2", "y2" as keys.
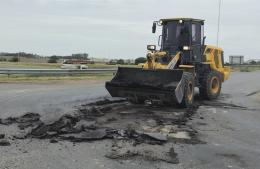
[{"x1": 0, "y1": 97, "x2": 246, "y2": 163}]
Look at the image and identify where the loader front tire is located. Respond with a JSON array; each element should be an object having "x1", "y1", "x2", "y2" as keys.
[
  {"x1": 199, "y1": 71, "x2": 222, "y2": 100},
  {"x1": 129, "y1": 97, "x2": 145, "y2": 104},
  {"x1": 180, "y1": 72, "x2": 194, "y2": 108}
]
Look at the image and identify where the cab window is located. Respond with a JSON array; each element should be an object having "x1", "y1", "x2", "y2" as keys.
[{"x1": 192, "y1": 23, "x2": 201, "y2": 44}]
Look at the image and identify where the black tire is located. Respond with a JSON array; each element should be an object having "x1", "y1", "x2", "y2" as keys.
[
  {"x1": 129, "y1": 97, "x2": 145, "y2": 104},
  {"x1": 179, "y1": 72, "x2": 195, "y2": 108},
  {"x1": 199, "y1": 71, "x2": 222, "y2": 100}
]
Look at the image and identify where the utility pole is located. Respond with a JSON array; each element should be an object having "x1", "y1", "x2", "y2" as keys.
[{"x1": 217, "y1": 0, "x2": 222, "y2": 47}]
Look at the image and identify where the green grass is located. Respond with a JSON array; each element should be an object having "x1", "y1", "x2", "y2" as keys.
[
  {"x1": 231, "y1": 65, "x2": 260, "y2": 72},
  {"x1": 0, "y1": 62, "x2": 60, "y2": 69},
  {"x1": 0, "y1": 74, "x2": 113, "y2": 83},
  {"x1": 0, "y1": 61, "x2": 140, "y2": 82},
  {"x1": 0, "y1": 62, "x2": 138, "y2": 69},
  {"x1": 87, "y1": 63, "x2": 118, "y2": 69},
  {"x1": 87, "y1": 63, "x2": 138, "y2": 69}
]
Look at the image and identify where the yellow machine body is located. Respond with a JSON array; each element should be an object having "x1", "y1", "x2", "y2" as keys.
[
  {"x1": 202, "y1": 45, "x2": 230, "y2": 81},
  {"x1": 106, "y1": 18, "x2": 231, "y2": 107},
  {"x1": 141, "y1": 45, "x2": 230, "y2": 82}
]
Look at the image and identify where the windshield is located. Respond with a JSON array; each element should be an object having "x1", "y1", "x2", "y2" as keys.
[
  {"x1": 163, "y1": 22, "x2": 183, "y2": 45},
  {"x1": 162, "y1": 21, "x2": 190, "y2": 48}
]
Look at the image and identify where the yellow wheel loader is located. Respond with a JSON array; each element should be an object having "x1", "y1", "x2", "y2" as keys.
[{"x1": 106, "y1": 18, "x2": 230, "y2": 108}]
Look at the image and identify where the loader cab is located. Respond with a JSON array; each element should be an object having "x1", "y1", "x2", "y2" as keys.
[{"x1": 154, "y1": 18, "x2": 205, "y2": 64}]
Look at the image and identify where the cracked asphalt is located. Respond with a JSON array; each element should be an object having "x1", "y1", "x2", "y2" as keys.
[{"x1": 0, "y1": 71, "x2": 260, "y2": 169}]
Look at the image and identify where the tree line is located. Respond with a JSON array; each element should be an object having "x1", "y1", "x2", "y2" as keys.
[{"x1": 0, "y1": 52, "x2": 39, "y2": 58}]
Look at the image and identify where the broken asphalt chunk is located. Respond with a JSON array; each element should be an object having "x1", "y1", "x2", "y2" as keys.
[
  {"x1": 0, "y1": 134, "x2": 5, "y2": 139},
  {"x1": 50, "y1": 139, "x2": 58, "y2": 143},
  {"x1": 105, "y1": 148, "x2": 179, "y2": 164},
  {"x1": 60, "y1": 129, "x2": 108, "y2": 142},
  {"x1": 74, "y1": 120, "x2": 96, "y2": 131},
  {"x1": 142, "y1": 132, "x2": 167, "y2": 142},
  {"x1": 0, "y1": 139, "x2": 11, "y2": 146}
]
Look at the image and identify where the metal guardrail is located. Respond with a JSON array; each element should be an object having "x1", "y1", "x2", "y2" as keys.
[{"x1": 0, "y1": 69, "x2": 117, "y2": 75}]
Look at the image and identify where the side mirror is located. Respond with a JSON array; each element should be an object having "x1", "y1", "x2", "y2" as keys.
[{"x1": 152, "y1": 22, "x2": 156, "y2": 33}]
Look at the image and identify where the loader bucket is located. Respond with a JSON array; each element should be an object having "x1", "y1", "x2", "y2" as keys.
[{"x1": 105, "y1": 67, "x2": 185, "y2": 104}]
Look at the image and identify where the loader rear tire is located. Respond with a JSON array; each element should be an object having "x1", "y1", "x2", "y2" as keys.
[
  {"x1": 199, "y1": 71, "x2": 222, "y2": 100},
  {"x1": 180, "y1": 72, "x2": 194, "y2": 108}
]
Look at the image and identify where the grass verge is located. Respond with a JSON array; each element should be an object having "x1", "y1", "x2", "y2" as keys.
[
  {"x1": 0, "y1": 62, "x2": 60, "y2": 69},
  {"x1": 0, "y1": 62, "x2": 138, "y2": 69},
  {"x1": 231, "y1": 65, "x2": 260, "y2": 72},
  {"x1": 0, "y1": 74, "x2": 113, "y2": 83}
]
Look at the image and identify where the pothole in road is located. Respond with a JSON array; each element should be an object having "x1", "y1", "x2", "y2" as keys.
[
  {"x1": 0, "y1": 96, "x2": 245, "y2": 164},
  {"x1": 0, "y1": 98, "x2": 202, "y2": 164}
]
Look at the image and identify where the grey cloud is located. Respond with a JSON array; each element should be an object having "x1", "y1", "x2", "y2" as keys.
[{"x1": 0, "y1": 0, "x2": 259, "y2": 60}]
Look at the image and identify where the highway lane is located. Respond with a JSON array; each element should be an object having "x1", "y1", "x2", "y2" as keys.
[
  {"x1": 0, "y1": 72, "x2": 260, "y2": 169},
  {"x1": 0, "y1": 81, "x2": 108, "y2": 121}
]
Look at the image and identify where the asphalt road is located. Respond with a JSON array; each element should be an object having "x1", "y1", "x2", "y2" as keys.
[
  {"x1": 0, "y1": 72, "x2": 260, "y2": 169},
  {"x1": 0, "y1": 81, "x2": 107, "y2": 121}
]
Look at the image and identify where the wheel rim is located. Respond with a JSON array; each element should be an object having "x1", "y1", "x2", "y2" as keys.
[
  {"x1": 211, "y1": 77, "x2": 220, "y2": 94},
  {"x1": 187, "y1": 81, "x2": 193, "y2": 101}
]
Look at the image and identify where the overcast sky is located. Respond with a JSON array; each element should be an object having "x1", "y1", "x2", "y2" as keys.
[{"x1": 0, "y1": 0, "x2": 259, "y2": 60}]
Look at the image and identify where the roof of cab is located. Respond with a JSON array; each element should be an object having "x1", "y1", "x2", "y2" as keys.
[{"x1": 160, "y1": 18, "x2": 204, "y2": 23}]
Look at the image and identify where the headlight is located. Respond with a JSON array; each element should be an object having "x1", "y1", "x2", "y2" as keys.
[
  {"x1": 183, "y1": 46, "x2": 190, "y2": 50},
  {"x1": 147, "y1": 45, "x2": 156, "y2": 51}
]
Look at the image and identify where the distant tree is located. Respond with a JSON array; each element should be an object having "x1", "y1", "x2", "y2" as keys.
[
  {"x1": 135, "y1": 57, "x2": 147, "y2": 65},
  {"x1": 116, "y1": 59, "x2": 125, "y2": 65},
  {"x1": 0, "y1": 52, "x2": 38, "y2": 58},
  {"x1": 249, "y1": 60, "x2": 257, "y2": 65},
  {"x1": 48, "y1": 55, "x2": 59, "y2": 63},
  {"x1": 0, "y1": 58, "x2": 7, "y2": 62},
  {"x1": 71, "y1": 53, "x2": 89, "y2": 59},
  {"x1": 107, "y1": 60, "x2": 117, "y2": 65},
  {"x1": 9, "y1": 57, "x2": 19, "y2": 62},
  {"x1": 224, "y1": 62, "x2": 230, "y2": 66},
  {"x1": 124, "y1": 59, "x2": 135, "y2": 65}
]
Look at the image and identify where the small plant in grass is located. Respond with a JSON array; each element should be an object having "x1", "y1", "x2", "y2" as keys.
[
  {"x1": 116, "y1": 59, "x2": 125, "y2": 65},
  {"x1": 48, "y1": 56, "x2": 59, "y2": 63},
  {"x1": 240, "y1": 67, "x2": 251, "y2": 72},
  {"x1": 0, "y1": 58, "x2": 7, "y2": 62},
  {"x1": 9, "y1": 57, "x2": 19, "y2": 62}
]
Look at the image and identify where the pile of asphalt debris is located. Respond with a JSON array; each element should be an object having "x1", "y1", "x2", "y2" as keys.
[
  {"x1": 0, "y1": 134, "x2": 10, "y2": 146},
  {"x1": 0, "y1": 98, "x2": 203, "y2": 164}
]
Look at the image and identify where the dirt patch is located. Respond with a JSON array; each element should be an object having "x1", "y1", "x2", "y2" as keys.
[{"x1": 106, "y1": 140, "x2": 179, "y2": 164}]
